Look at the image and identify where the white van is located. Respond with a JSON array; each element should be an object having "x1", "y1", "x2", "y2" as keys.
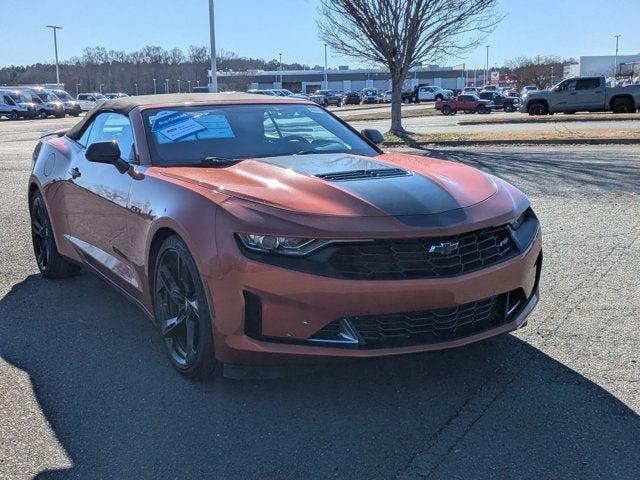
[
  {"x1": 21, "y1": 88, "x2": 65, "y2": 118},
  {"x1": 77, "y1": 92, "x2": 108, "y2": 111},
  {"x1": 0, "y1": 90, "x2": 37, "y2": 120}
]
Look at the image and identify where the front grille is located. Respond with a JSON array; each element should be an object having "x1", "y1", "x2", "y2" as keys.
[
  {"x1": 327, "y1": 226, "x2": 516, "y2": 280},
  {"x1": 309, "y1": 293, "x2": 511, "y2": 349},
  {"x1": 315, "y1": 168, "x2": 409, "y2": 182}
]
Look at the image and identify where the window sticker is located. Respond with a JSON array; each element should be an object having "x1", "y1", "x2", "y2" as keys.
[
  {"x1": 194, "y1": 113, "x2": 235, "y2": 139},
  {"x1": 152, "y1": 111, "x2": 206, "y2": 141}
]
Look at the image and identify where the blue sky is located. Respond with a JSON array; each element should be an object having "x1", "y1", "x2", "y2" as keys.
[{"x1": 1, "y1": 0, "x2": 639, "y2": 69}]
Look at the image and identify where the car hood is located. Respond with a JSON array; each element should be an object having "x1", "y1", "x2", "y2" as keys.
[{"x1": 157, "y1": 152, "x2": 498, "y2": 217}]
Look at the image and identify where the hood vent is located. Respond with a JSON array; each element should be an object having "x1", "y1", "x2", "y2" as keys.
[{"x1": 316, "y1": 168, "x2": 410, "y2": 182}]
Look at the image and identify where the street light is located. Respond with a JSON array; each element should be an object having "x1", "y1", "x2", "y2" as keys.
[
  {"x1": 99, "y1": 83, "x2": 104, "y2": 93},
  {"x1": 324, "y1": 43, "x2": 328, "y2": 89},
  {"x1": 46, "y1": 25, "x2": 62, "y2": 87},
  {"x1": 485, "y1": 45, "x2": 490, "y2": 86},
  {"x1": 134, "y1": 83, "x2": 139, "y2": 96},
  {"x1": 165, "y1": 78, "x2": 169, "y2": 93},
  {"x1": 153, "y1": 78, "x2": 157, "y2": 94},
  {"x1": 208, "y1": 0, "x2": 218, "y2": 92},
  {"x1": 75, "y1": 83, "x2": 80, "y2": 97},
  {"x1": 614, "y1": 34, "x2": 621, "y2": 79},
  {"x1": 188, "y1": 80, "x2": 192, "y2": 92},
  {"x1": 177, "y1": 79, "x2": 181, "y2": 93},
  {"x1": 278, "y1": 52, "x2": 282, "y2": 86}
]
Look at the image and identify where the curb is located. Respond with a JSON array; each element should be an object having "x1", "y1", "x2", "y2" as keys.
[
  {"x1": 457, "y1": 114, "x2": 640, "y2": 126},
  {"x1": 382, "y1": 138, "x2": 640, "y2": 148}
]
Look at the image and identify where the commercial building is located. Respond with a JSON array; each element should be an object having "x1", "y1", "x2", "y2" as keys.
[
  {"x1": 578, "y1": 54, "x2": 640, "y2": 77},
  {"x1": 210, "y1": 65, "x2": 466, "y2": 93}
]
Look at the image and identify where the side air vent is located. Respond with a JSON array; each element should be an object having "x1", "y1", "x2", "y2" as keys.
[{"x1": 315, "y1": 168, "x2": 410, "y2": 182}]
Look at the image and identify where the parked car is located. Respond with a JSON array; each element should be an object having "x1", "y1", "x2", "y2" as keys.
[
  {"x1": 521, "y1": 85, "x2": 538, "y2": 95},
  {"x1": 521, "y1": 76, "x2": 640, "y2": 115},
  {"x1": 247, "y1": 89, "x2": 277, "y2": 96},
  {"x1": 376, "y1": 91, "x2": 386, "y2": 103},
  {"x1": 270, "y1": 89, "x2": 309, "y2": 99},
  {"x1": 343, "y1": 91, "x2": 361, "y2": 105},
  {"x1": 481, "y1": 85, "x2": 500, "y2": 92},
  {"x1": 310, "y1": 90, "x2": 343, "y2": 107},
  {"x1": 414, "y1": 85, "x2": 454, "y2": 103},
  {"x1": 436, "y1": 94, "x2": 494, "y2": 115},
  {"x1": 361, "y1": 88, "x2": 379, "y2": 104},
  {"x1": 49, "y1": 89, "x2": 81, "y2": 116},
  {"x1": 28, "y1": 92, "x2": 541, "y2": 379},
  {"x1": 21, "y1": 88, "x2": 65, "y2": 118},
  {"x1": 77, "y1": 93, "x2": 108, "y2": 111},
  {"x1": 0, "y1": 90, "x2": 37, "y2": 119},
  {"x1": 478, "y1": 91, "x2": 521, "y2": 112},
  {"x1": 383, "y1": 90, "x2": 393, "y2": 103},
  {"x1": 104, "y1": 92, "x2": 129, "y2": 99},
  {"x1": 463, "y1": 87, "x2": 480, "y2": 94}
]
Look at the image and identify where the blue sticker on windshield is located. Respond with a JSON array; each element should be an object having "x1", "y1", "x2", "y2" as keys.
[{"x1": 152, "y1": 111, "x2": 206, "y2": 141}]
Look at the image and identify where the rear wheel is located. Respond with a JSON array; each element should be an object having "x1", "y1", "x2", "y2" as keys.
[
  {"x1": 29, "y1": 190, "x2": 80, "y2": 279},
  {"x1": 478, "y1": 105, "x2": 488, "y2": 114},
  {"x1": 153, "y1": 235, "x2": 216, "y2": 380},
  {"x1": 442, "y1": 105, "x2": 452, "y2": 115},
  {"x1": 9, "y1": 110, "x2": 18, "y2": 120},
  {"x1": 612, "y1": 98, "x2": 633, "y2": 113},
  {"x1": 504, "y1": 103, "x2": 514, "y2": 113}
]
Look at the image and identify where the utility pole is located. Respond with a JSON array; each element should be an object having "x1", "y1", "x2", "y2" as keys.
[
  {"x1": 278, "y1": 53, "x2": 282, "y2": 86},
  {"x1": 99, "y1": 83, "x2": 104, "y2": 93},
  {"x1": 208, "y1": 0, "x2": 218, "y2": 92},
  {"x1": 324, "y1": 43, "x2": 328, "y2": 89},
  {"x1": 550, "y1": 65, "x2": 554, "y2": 85},
  {"x1": 614, "y1": 34, "x2": 621, "y2": 79},
  {"x1": 188, "y1": 80, "x2": 192, "y2": 92},
  {"x1": 46, "y1": 25, "x2": 62, "y2": 87},
  {"x1": 153, "y1": 78, "x2": 157, "y2": 94},
  {"x1": 75, "y1": 83, "x2": 80, "y2": 97},
  {"x1": 134, "y1": 83, "x2": 138, "y2": 96},
  {"x1": 485, "y1": 45, "x2": 490, "y2": 86},
  {"x1": 165, "y1": 79, "x2": 169, "y2": 93},
  {"x1": 178, "y1": 79, "x2": 181, "y2": 93}
]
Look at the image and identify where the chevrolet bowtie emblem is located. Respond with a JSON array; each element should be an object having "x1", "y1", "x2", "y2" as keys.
[{"x1": 428, "y1": 241, "x2": 459, "y2": 255}]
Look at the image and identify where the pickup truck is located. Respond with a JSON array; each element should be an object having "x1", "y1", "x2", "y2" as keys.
[
  {"x1": 521, "y1": 76, "x2": 640, "y2": 115},
  {"x1": 435, "y1": 94, "x2": 494, "y2": 115}
]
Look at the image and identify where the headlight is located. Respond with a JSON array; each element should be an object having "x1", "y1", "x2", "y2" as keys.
[
  {"x1": 236, "y1": 233, "x2": 329, "y2": 256},
  {"x1": 510, "y1": 210, "x2": 528, "y2": 230}
]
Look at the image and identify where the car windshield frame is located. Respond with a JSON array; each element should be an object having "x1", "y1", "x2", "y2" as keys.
[{"x1": 141, "y1": 103, "x2": 380, "y2": 167}]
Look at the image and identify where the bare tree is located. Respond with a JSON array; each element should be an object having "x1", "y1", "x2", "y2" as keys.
[
  {"x1": 505, "y1": 55, "x2": 575, "y2": 89},
  {"x1": 318, "y1": 0, "x2": 502, "y2": 134}
]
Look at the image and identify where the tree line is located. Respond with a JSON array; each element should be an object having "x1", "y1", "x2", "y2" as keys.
[{"x1": 0, "y1": 45, "x2": 310, "y2": 94}]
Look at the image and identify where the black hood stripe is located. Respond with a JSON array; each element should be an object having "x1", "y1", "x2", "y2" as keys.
[{"x1": 254, "y1": 154, "x2": 462, "y2": 216}]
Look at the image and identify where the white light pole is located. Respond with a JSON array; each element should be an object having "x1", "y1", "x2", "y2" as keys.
[
  {"x1": 278, "y1": 52, "x2": 282, "y2": 87},
  {"x1": 188, "y1": 80, "x2": 192, "y2": 92},
  {"x1": 75, "y1": 83, "x2": 80, "y2": 97},
  {"x1": 99, "y1": 83, "x2": 104, "y2": 93},
  {"x1": 46, "y1": 25, "x2": 62, "y2": 87},
  {"x1": 177, "y1": 79, "x2": 181, "y2": 93},
  {"x1": 614, "y1": 34, "x2": 621, "y2": 79},
  {"x1": 165, "y1": 78, "x2": 169, "y2": 93},
  {"x1": 485, "y1": 45, "x2": 490, "y2": 85},
  {"x1": 153, "y1": 78, "x2": 157, "y2": 94},
  {"x1": 324, "y1": 43, "x2": 328, "y2": 89},
  {"x1": 208, "y1": 0, "x2": 218, "y2": 92},
  {"x1": 134, "y1": 82, "x2": 138, "y2": 96}
]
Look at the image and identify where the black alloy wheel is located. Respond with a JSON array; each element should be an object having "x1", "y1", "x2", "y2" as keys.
[
  {"x1": 154, "y1": 235, "x2": 216, "y2": 379},
  {"x1": 31, "y1": 195, "x2": 51, "y2": 271}
]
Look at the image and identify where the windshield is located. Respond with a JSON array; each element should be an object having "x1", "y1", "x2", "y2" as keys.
[
  {"x1": 53, "y1": 90, "x2": 73, "y2": 101},
  {"x1": 9, "y1": 93, "x2": 29, "y2": 103},
  {"x1": 142, "y1": 104, "x2": 379, "y2": 167},
  {"x1": 96, "y1": 94, "x2": 107, "y2": 100},
  {"x1": 37, "y1": 92, "x2": 60, "y2": 103}
]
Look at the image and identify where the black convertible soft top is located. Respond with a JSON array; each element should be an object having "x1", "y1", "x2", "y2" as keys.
[{"x1": 66, "y1": 92, "x2": 303, "y2": 140}]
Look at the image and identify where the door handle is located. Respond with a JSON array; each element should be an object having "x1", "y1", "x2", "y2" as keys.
[{"x1": 68, "y1": 167, "x2": 81, "y2": 179}]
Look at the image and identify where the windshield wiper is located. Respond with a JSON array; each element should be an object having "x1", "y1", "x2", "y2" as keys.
[{"x1": 198, "y1": 156, "x2": 242, "y2": 167}]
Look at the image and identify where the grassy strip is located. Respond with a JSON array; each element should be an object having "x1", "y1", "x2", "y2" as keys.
[
  {"x1": 383, "y1": 130, "x2": 640, "y2": 145},
  {"x1": 338, "y1": 107, "x2": 440, "y2": 122},
  {"x1": 458, "y1": 112, "x2": 640, "y2": 125}
]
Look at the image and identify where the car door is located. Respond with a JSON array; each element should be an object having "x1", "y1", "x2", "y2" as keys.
[
  {"x1": 574, "y1": 77, "x2": 605, "y2": 111},
  {"x1": 549, "y1": 79, "x2": 576, "y2": 112},
  {"x1": 64, "y1": 112, "x2": 139, "y2": 291}
]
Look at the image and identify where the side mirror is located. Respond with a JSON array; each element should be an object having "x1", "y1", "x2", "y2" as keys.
[
  {"x1": 361, "y1": 128, "x2": 384, "y2": 145},
  {"x1": 85, "y1": 141, "x2": 129, "y2": 174}
]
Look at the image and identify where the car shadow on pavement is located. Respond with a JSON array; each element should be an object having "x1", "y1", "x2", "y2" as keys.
[
  {"x1": 1, "y1": 272, "x2": 638, "y2": 480},
  {"x1": 416, "y1": 146, "x2": 640, "y2": 196}
]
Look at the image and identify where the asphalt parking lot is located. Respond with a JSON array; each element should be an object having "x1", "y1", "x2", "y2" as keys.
[{"x1": 0, "y1": 118, "x2": 639, "y2": 479}]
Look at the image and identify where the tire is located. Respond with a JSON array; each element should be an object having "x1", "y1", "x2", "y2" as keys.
[
  {"x1": 153, "y1": 235, "x2": 217, "y2": 380},
  {"x1": 464, "y1": 110, "x2": 474, "y2": 114},
  {"x1": 478, "y1": 105, "x2": 488, "y2": 114},
  {"x1": 9, "y1": 110, "x2": 18, "y2": 120},
  {"x1": 442, "y1": 105, "x2": 452, "y2": 115},
  {"x1": 435, "y1": 95, "x2": 443, "y2": 102},
  {"x1": 504, "y1": 103, "x2": 514, "y2": 113},
  {"x1": 528, "y1": 102, "x2": 548, "y2": 116},
  {"x1": 612, "y1": 98, "x2": 633, "y2": 113},
  {"x1": 29, "y1": 190, "x2": 80, "y2": 279},
  {"x1": 55, "y1": 112, "x2": 65, "y2": 118},
  {"x1": 39, "y1": 111, "x2": 48, "y2": 119}
]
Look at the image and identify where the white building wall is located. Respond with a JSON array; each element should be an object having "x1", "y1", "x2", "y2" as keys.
[{"x1": 580, "y1": 54, "x2": 640, "y2": 76}]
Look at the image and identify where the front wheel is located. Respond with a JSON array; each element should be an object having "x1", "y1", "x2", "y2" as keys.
[
  {"x1": 442, "y1": 105, "x2": 452, "y2": 115},
  {"x1": 504, "y1": 104, "x2": 514, "y2": 113},
  {"x1": 9, "y1": 110, "x2": 18, "y2": 120},
  {"x1": 30, "y1": 190, "x2": 80, "y2": 279},
  {"x1": 478, "y1": 105, "x2": 488, "y2": 114},
  {"x1": 153, "y1": 235, "x2": 217, "y2": 380},
  {"x1": 528, "y1": 102, "x2": 548, "y2": 115}
]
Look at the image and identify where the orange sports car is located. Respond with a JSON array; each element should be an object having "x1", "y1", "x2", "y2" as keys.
[{"x1": 28, "y1": 93, "x2": 541, "y2": 379}]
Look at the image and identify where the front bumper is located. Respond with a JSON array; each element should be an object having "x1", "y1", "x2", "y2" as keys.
[{"x1": 208, "y1": 228, "x2": 542, "y2": 365}]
